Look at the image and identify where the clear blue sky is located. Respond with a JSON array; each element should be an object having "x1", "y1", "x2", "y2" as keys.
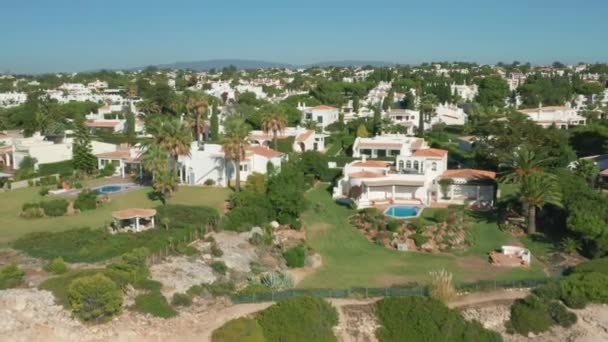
[{"x1": 2, "y1": 0, "x2": 607, "y2": 73}]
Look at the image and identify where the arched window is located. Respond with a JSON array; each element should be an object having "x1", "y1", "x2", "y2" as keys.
[
  {"x1": 431, "y1": 162, "x2": 437, "y2": 171},
  {"x1": 413, "y1": 161, "x2": 419, "y2": 172},
  {"x1": 406, "y1": 161, "x2": 412, "y2": 169},
  {"x1": 398, "y1": 160, "x2": 404, "y2": 170}
]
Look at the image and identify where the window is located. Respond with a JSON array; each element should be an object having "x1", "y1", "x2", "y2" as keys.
[
  {"x1": 306, "y1": 113, "x2": 312, "y2": 120},
  {"x1": 361, "y1": 149, "x2": 372, "y2": 156},
  {"x1": 239, "y1": 164, "x2": 248, "y2": 172},
  {"x1": 398, "y1": 160, "x2": 404, "y2": 170},
  {"x1": 431, "y1": 162, "x2": 437, "y2": 171},
  {"x1": 413, "y1": 161, "x2": 419, "y2": 171},
  {"x1": 390, "y1": 150, "x2": 400, "y2": 156},
  {"x1": 377, "y1": 149, "x2": 387, "y2": 157},
  {"x1": 317, "y1": 116, "x2": 323, "y2": 123},
  {"x1": 406, "y1": 161, "x2": 412, "y2": 169}
]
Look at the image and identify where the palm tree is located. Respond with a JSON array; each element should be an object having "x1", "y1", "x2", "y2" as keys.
[
  {"x1": 148, "y1": 118, "x2": 192, "y2": 177},
  {"x1": 261, "y1": 113, "x2": 287, "y2": 150},
  {"x1": 417, "y1": 93, "x2": 438, "y2": 137},
  {"x1": 499, "y1": 146, "x2": 551, "y2": 183},
  {"x1": 222, "y1": 118, "x2": 251, "y2": 192},
  {"x1": 153, "y1": 170, "x2": 178, "y2": 204},
  {"x1": 518, "y1": 173, "x2": 562, "y2": 234},
  {"x1": 573, "y1": 158, "x2": 600, "y2": 186},
  {"x1": 142, "y1": 145, "x2": 168, "y2": 180}
]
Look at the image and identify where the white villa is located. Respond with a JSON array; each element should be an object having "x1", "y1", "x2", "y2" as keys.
[
  {"x1": 298, "y1": 104, "x2": 339, "y2": 130},
  {"x1": 96, "y1": 144, "x2": 144, "y2": 178},
  {"x1": 450, "y1": 83, "x2": 478, "y2": 102},
  {"x1": 352, "y1": 134, "x2": 426, "y2": 159},
  {"x1": 249, "y1": 126, "x2": 326, "y2": 152},
  {"x1": 334, "y1": 137, "x2": 496, "y2": 208},
  {"x1": 385, "y1": 103, "x2": 467, "y2": 134},
  {"x1": 177, "y1": 142, "x2": 283, "y2": 186},
  {"x1": 519, "y1": 105, "x2": 586, "y2": 129},
  {"x1": 0, "y1": 92, "x2": 27, "y2": 107}
]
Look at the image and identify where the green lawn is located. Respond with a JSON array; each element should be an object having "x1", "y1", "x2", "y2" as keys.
[
  {"x1": 0, "y1": 185, "x2": 230, "y2": 246},
  {"x1": 298, "y1": 184, "x2": 547, "y2": 288}
]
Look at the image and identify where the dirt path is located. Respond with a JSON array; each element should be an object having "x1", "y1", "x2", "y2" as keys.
[{"x1": 449, "y1": 289, "x2": 529, "y2": 309}]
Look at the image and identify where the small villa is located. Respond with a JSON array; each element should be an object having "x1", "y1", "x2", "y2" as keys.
[{"x1": 111, "y1": 208, "x2": 156, "y2": 233}]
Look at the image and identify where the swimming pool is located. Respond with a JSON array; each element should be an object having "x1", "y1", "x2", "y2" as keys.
[
  {"x1": 384, "y1": 205, "x2": 420, "y2": 218},
  {"x1": 94, "y1": 184, "x2": 128, "y2": 194}
]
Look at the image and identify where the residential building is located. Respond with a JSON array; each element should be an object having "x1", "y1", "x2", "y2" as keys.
[
  {"x1": 519, "y1": 105, "x2": 586, "y2": 129},
  {"x1": 96, "y1": 144, "x2": 143, "y2": 178},
  {"x1": 450, "y1": 83, "x2": 478, "y2": 102},
  {"x1": 0, "y1": 92, "x2": 27, "y2": 107},
  {"x1": 249, "y1": 126, "x2": 326, "y2": 152},
  {"x1": 352, "y1": 134, "x2": 427, "y2": 158},
  {"x1": 177, "y1": 143, "x2": 283, "y2": 186},
  {"x1": 298, "y1": 104, "x2": 339, "y2": 130}
]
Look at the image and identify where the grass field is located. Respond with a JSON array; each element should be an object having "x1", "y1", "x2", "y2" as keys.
[
  {"x1": 0, "y1": 185, "x2": 230, "y2": 246},
  {"x1": 298, "y1": 184, "x2": 547, "y2": 288}
]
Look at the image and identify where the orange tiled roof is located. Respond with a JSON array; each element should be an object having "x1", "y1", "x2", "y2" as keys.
[
  {"x1": 351, "y1": 160, "x2": 392, "y2": 168},
  {"x1": 86, "y1": 121, "x2": 121, "y2": 128},
  {"x1": 412, "y1": 148, "x2": 448, "y2": 158},
  {"x1": 312, "y1": 105, "x2": 337, "y2": 110},
  {"x1": 441, "y1": 169, "x2": 496, "y2": 179},
  {"x1": 246, "y1": 145, "x2": 283, "y2": 159},
  {"x1": 295, "y1": 130, "x2": 314, "y2": 142}
]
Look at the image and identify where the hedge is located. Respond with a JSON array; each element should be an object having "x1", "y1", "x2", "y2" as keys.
[
  {"x1": 40, "y1": 199, "x2": 69, "y2": 217},
  {"x1": 38, "y1": 160, "x2": 74, "y2": 177}
]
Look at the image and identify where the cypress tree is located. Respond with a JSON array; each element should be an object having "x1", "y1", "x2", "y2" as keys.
[
  {"x1": 210, "y1": 104, "x2": 219, "y2": 141},
  {"x1": 73, "y1": 117, "x2": 97, "y2": 174}
]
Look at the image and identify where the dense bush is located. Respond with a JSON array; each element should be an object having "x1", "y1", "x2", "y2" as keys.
[
  {"x1": 211, "y1": 261, "x2": 228, "y2": 275},
  {"x1": 547, "y1": 301, "x2": 577, "y2": 328},
  {"x1": 411, "y1": 233, "x2": 429, "y2": 247},
  {"x1": 256, "y1": 296, "x2": 338, "y2": 342},
  {"x1": 375, "y1": 297, "x2": 502, "y2": 342},
  {"x1": 0, "y1": 262, "x2": 25, "y2": 289},
  {"x1": 44, "y1": 257, "x2": 69, "y2": 275},
  {"x1": 39, "y1": 187, "x2": 50, "y2": 196},
  {"x1": 283, "y1": 245, "x2": 306, "y2": 268},
  {"x1": 68, "y1": 273, "x2": 123, "y2": 322},
  {"x1": 38, "y1": 160, "x2": 74, "y2": 177},
  {"x1": 134, "y1": 291, "x2": 177, "y2": 318},
  {"x1": 105, "y1": 248, "x2": 151, "y2": 286},
  {"x1": 433, "y1": 209, "x2": 449, "y2": 223},
  {"x1": 386, "y1": 219, "x2": 402, "y2": 232},
  {"x1": 20, "y1": 203, "x2": 43, "y2": 219},
  {"x1": 40, "y1": 199, "x2": 69, "y2": 217},
  {"x1": 509, "y1": 295, "x2": 554, "y2": 335},
  {"x1": 15, "y1": 205, "x2": 218, "y2": 262},
  {"x1": 171, "y1": 292, "x2": 193, "y2": 307},
  {"x1": 212, "y1": 317, "x2": 266, "y2": 342},
  {"x1": 261, "y1": 272, "x2": 293, "y2": 291},
  {"x1": 221, "y1": 191, "x2": 275, "y2": 232},
  {"x1": 568, "y1": 257, "x2": 608, "y2": 275},
  {"x1": 559, "y1": 272, "x2": 608, "y2": 308},
  {"x1": 532, "y1": 280, "x2": 561, "y2": 301},
  {"x1": 237, "y1": 283, "x2": 272, "y2": 296},
  {"x1": 204, "y1": 179, "x2": 216, "y2": 186},
  {"x1": 203, "y1": 280, "x2": 236, "y2": 297},
  {"x1": 133, "y1": 278, "x2": 162, "y2": 292},
  {"x1": 74, "y1": 189, "x2": 98, "y2": 211}
]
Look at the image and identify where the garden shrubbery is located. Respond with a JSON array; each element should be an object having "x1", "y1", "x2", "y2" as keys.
[
  {"x1": 0, "y1": 262, "x2": 25, "y2": 289},
  {"x1": 282, "y1": 245, "x2": 306, "y2": 268},
  {"x1": 171, "y1": 292, "x2": 193, "y2": 307},
  {"x1": 40, "y1": 198, "x2": 69, "y2": 217},
  {"x1": 509, "y1": 295, "x2": 576, "y2": 335},
  {"x1": 256, "y1": 296, "x2": 338, "y2": 342},
  {"x1": 134, "y1": 291, "x2": 177, "y2": 318},
  {"x1": 44, "y1": 257, "x2": 69, "y2": 274},
  {"x1": 74, "y1": 189, "x2": 98, "y2": 211},
  {"x1": 375, "y1": 297, "x2": 502, "y2": 342},
  {"x1": 210, "y1": 261, "x2": 228, "y2": 275},
  {"x1": 68, "y1": 273, "x2": 123, "y2": 322},
  {"x1": 212, "y1": 317, "x2": 266, "y2": 342}
]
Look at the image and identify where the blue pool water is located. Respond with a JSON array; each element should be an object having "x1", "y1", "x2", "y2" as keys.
[
  {"x1": 94, "y1": 185, "x2": 124, "y2": 194},
  {"x1": 384, "y1": 206, "x2": 419, "y2": 218}
]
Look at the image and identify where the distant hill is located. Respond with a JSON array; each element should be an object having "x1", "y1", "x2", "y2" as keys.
[{"x1": 140, "y1": 59, "x2": 397, "y2": 71}]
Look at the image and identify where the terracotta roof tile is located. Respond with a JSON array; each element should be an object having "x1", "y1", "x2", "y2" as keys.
[
  {"x1": 412, "y1": 148, "x2": 448, "y2": 158},
  {"x1": 312, "y1": 105, "x2": 337, "y2": 110},
  {"x1": 351, "y1": 160, "x2": 392, "y2": 167},
  {"x1": 441, "y1": 169, "x2": 496, "y2": 179},
  {"x1": 246, "y1": 145, "x2": 283, "y2": 159},
  {"x1": 295, "y1": 130, "x2": 314, "y2": 142},
  {"x1": 86, "y1": 121, "x2": 121, "y2": 128},
  {"x1": 349, "y1": 171, "x2": 384, "y2": 178}
]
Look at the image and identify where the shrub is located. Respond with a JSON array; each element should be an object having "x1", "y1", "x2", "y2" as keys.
[
  {"x1": 509, "y1": 295, "x2": 554, "y2": 335},
  {"x1": 211, "y1": 261, "x2": 228, "y2": 275},
  {"x1": 411, "y1": 233, "x2": 429, "y2": 247},
  {"x1": 547, "y1": 301, "x2": 577, "y2": 328},
  {"x1": 21, "y1": 206, "x2": 43, "y2": 219},
  {"x1": 261, "y1": 272, "x2": 293, "y2": 291},
  {"x1": 40, "y1": 199, "x2": 69, "y2": 217},
  {"x1": 44, "y1": 257, "x2": 69, "y2": 275},
  {"x1": 134, "y1": 291, "x2": 177, "y2": 318},
  {"x1": 210, "y1": 242, "x2": 223, "y2": 257},
  {"x1": 204, "y1": 280, "x2": 236, "y2": 297},
  {"x1": 237, "y1": 283, "x2": 272, "y2": 296},
  {"x1": 212, "y1": 317, "x2": 265, "y2": 342},
  {"x1": 171, "y1": 292, "x2": 193, "y2": 307},
  {"x1": 22, "y1": 202, "x2": 41, "y2": 211},
  {"x1": 0, "y1": 262, "x2": 25, "y2": 289},
  {"x1": 39, "y1": 187, "x2": 50, "y2": 196},
  {"x1": 407, "y1": 219, "x2": 427, "y2": 233},
  {"x1": 532, "y1": 280, "x2": 561, "y2": 301},
  {"x1": 104, "y1": 248, "x2": 151, "y2": 286},
  {"x1": 376, "y1": 296, "x2": 501, "y2": 342},
  {"x1": 561, "y1": 237, "x2": 581, "y2": 255},
  {"x1": 569, "y1": 257, "x2": 608, "y2": 275},
  {"x1": 67, "y1": 274, "x2": 123, "y2": 322},
  {"x1": 257, "y1": 296, "x2": 338, "y2": 342},
  {"x1": 133, "y1": 279, "x2": 162, "y2": 292},
  {"x1": 155, "y1": 204, "x2": 220, "y2": 230},
  {"x1": 559, "y1": 272, "x2": 608, "y2": 308},
  {"x1": 433, "y1": 209, "x2": 449, "y2": 223},
  {"x1": 186, "y1": 285, "x2": 204, "y2": 296},
  {"x1": 283, "y1": 245, "x2": 306, "y2": 268},
  {"x1": 204, "y1": 179, "x2": 216, "y2": 186},
  {"x1": 176, "y1": 242, "x2": 199, "y2": 256},
  {"x1": 74, "y1": 189, "x2": 98, "y2": 211},
  {"x1": 38, "y1": 160, "x2": 74, "y2": 177},
  {"x1": 100, "y1": 163, "x2": 116, "y2": 177},
  {"x1": 427, "y1": 269, "x2": 456, "y2": 302},
  {"x1": 386, "y1": 219, "x2": 401, "y2": 232}
]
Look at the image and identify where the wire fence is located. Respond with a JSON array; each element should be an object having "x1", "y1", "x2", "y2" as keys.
[{"x1": 231, "y1": 277, "x2": 551, "y2": 304}]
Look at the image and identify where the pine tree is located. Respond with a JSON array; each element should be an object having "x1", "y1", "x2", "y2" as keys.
[
  {"x1": 210, "y1": 104, "x2": 219, "y2": 141},
  {"x1": 72, "y1": 117, "x2": 97, "y2": 174},
  {"x1": 125, "y1": 112, "x2": 136, "y2": 145},
  {"x1": 352, "y1": 95, "x2": 360, "y2": 112}
]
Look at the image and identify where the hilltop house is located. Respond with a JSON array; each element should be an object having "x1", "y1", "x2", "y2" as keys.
[
  {"x1": 96, "y1": 144, "x2": 144, "y2": 178},
  {"x1": 249, "y1": 126, "x2": 326, "y2": 152},
  {"x1": 519, "y1": 105, "x2": 585, "y2": 129},
  {"x1": 177, "y1": 142, "x2": 283, "y2": 186},
  {"x1": 334, "y1": 136, "x2": 496, "y2": 208},
  {"x1": 298, "y1": 104, "x2": 339, "y2": 130}
]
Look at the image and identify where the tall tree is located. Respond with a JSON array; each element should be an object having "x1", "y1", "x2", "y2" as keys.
[
  {"x1": 352, "y1": 95, "x2": 360, "y2": 113},
  {"x1": 72, "y1": 117, "x2": 97, "y2": 174},
  {"x1": 125, "y1": 112, "x2": 136, "y2": 145},
  {"x1": 142, "y1": 145, "x2": 168, "y2": 180},
  {"x1": 210, "y1": 104, "x2": 219, "y2": 141},
  {"x1": 222, "y1": 118, "x2": 251, "y2": 192},
  {"x1": 148, "y1": 118, "x2": 192, "y2": 176},
  {"x1": 262, "y1": 113, "x2": 288, "y2": 150},
  {"x1": 417, "y1": 93, "x2": 438, "y2": 138},
  {"x1": 475, "y1": 75, "x2": 509, "y2": 108},
  {"x1": 499, "y1": 146, "x2": 551, "y2": 184},
  {"x1": 518, "y1": 173, "x2": 562, "y2": 234},
  {"x1": 153, "y1": 170, "x2": 178, "y2": 204},
  {"x1": 573, "y1": 158, "x2": 600, "y2": 187}
]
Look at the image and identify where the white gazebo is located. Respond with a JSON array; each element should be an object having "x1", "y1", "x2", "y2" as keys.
[{"x1": 111, "y1": 208, "x2": 157, "y2": 233}]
